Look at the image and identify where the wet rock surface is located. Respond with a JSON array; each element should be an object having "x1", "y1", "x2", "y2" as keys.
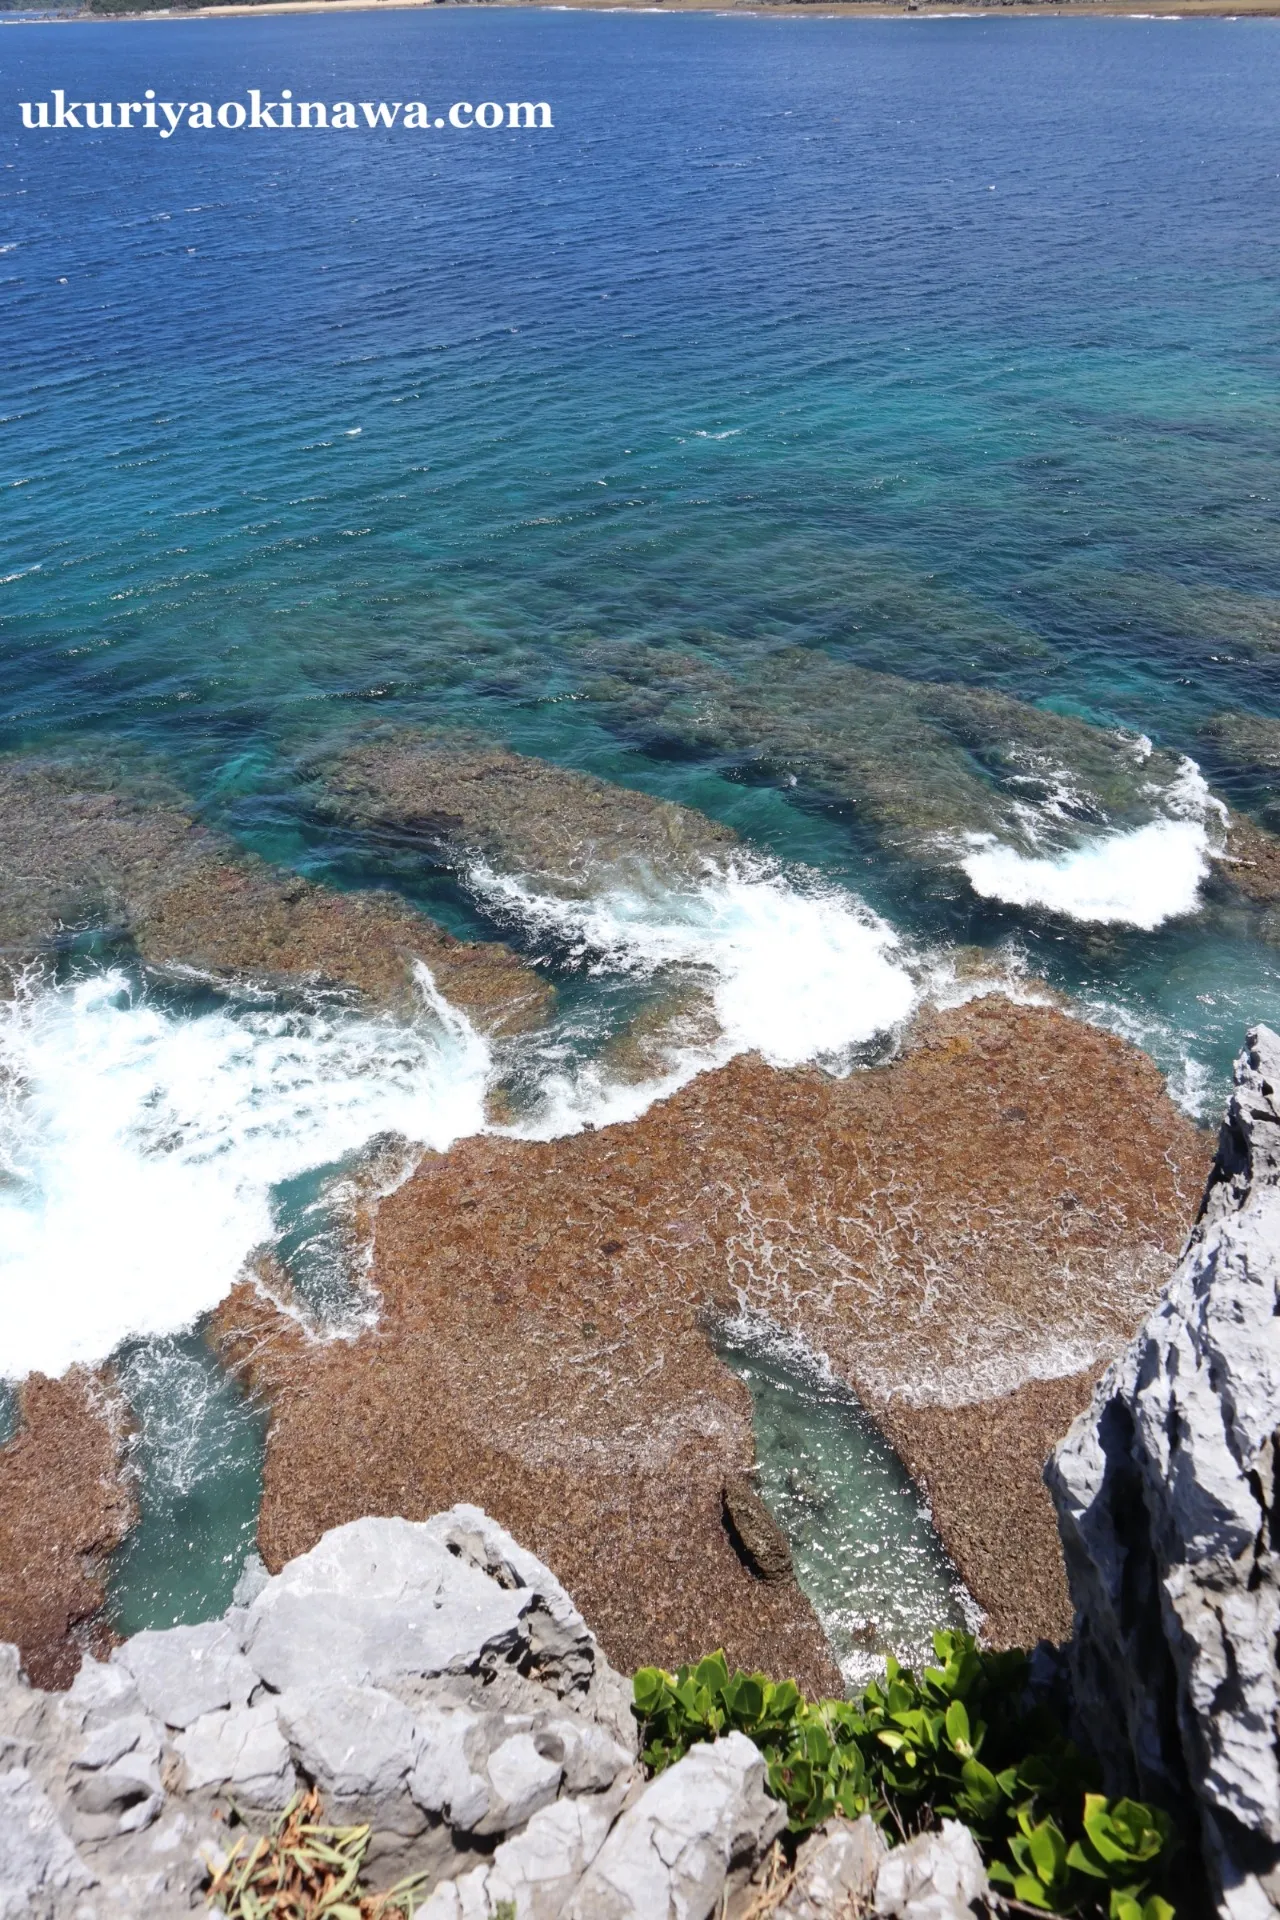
[
  {"x1": 317, "y1": 730, "x2": 740, "y2": 893},
  {"x1": 0, "y1": 1373, "x2": 134, "y2": 1692},
  {"x1": 1048, "y1": 1025, "x2": 1280, "y2": 1920},
  {"x1": 0, "y1": 1507, "x2": 821, "y2": 1920},
  {"x1": 0, "y1": 754, "x2": 550, "y2": 1031},
  {"x1": 216, "y1": 996, "x2": 1205, "y2": 1676},
  {"x1": 722, "y1": 1473, "x2": 793, "y2": 1584}
]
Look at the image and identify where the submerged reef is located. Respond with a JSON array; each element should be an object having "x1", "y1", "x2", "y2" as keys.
[
  {"x1": 0, "y1": 754, "x2": 551, "y2": 1032},
  {"x1": 315, "y1": 729, "x2": 740, "y2": 893},
  {"x1": 579, "y1": 642, "x2": 1198, "y2": 850}
]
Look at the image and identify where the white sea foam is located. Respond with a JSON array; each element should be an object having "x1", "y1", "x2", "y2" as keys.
[
  {"x1": 0, "y1": 964, "x2": 491, "y2": 1381},
  {"x1": 474, "y1": 859, "x2": 917, "y2": 1094},
  {"x1": 960, "y1": 756, "x2": 1224, "y2": 930}
]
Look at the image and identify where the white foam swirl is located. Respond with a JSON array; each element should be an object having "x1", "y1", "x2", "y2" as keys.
[
  {"x1": 960, "y1": 756, "x2": 1224, "y2": 930},
  {"x1": 472, "y1": 860, "x2": 918, "y2": 1075},
  {"x1": 0, "y1": 965, "x2": 491, "y2": 1380}
]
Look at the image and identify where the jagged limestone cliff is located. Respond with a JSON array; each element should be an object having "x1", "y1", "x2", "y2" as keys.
[{"x1": 1048, "y1": 1027, "x2": 1280, "y2": 1920}]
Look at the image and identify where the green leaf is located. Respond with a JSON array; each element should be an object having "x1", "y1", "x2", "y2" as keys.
[
  {"x1": 1012, "y1": 1873, "x2": 1055, "y2": 1907},
  {"x1": 692, "y1": 1652, "x2": 730, "y2": 1695},
  {"x1": 1026, "y1": 1817, "x2": 1067, "y2": 1885},
  {"x1": 957, "y1": 1757, "x2": 1002, "y2": 1820},
  {"x1": 1066, "y1": 1838, "x2": 1111, "y2": 1881},
  {"x1": 945, "y1": 1699, "x2": 973, "y2": 1756},
  {"x1": 633, "y1": 1668, "x2": 669, "y2": 1714}
]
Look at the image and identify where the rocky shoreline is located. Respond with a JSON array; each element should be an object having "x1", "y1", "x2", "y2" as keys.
[
  {"x1": 6, "y1": 1030, "x2": 1280, "y2": 1918},
  {"x1": 0, "y1": 1502, "x2": 990, "y2": 1920},
  {"x1": 5, "y1": 737, "x2": 1260, "y2": 1699},
  {"x1": 1049, "y1": 1025, "x2": 1280, "y2": 1917},
  {"x1": 0, "y1": 743, "x2": 1216, "y2": 1701}
]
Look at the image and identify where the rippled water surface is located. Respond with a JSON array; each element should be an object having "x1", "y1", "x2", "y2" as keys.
[
  {"x1": 3, "y1": 10, "x2": 1280, "y2": 1626},
  {"x1": 106, "y1": 1330, "x2": 267, "y2": 1634},
  {"x1": 717, "y1": 1322, "x2": 973, "y2": 1689},
  {"x1": 5, "y1": 13, "x2": 1280, "y2": 1092}
]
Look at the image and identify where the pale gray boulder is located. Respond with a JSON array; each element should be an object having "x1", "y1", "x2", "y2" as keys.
[
  {"x1": 59, "y1": 1658, "x2": 139, "y2": 1734},
  {"x1": 0, "y1": 1769, "x2": 94, "y2": 1920},
  {"x1": 241, "y1": 1515, "x2": 534, "y2": 1694},
  {"x1": 274, "y1": 1682, "x2": 420, "y2": 1803},
  {"x1": 560, "y1": 1730, "x2": 786, "y2": 1920},
  {"x1": 113, "y1": 1620, "x2": 255, "y2": 1730},
  {"x1": 874, "y1": 1820, "x2": 987, "y2": 1920},
  {"x1": 1047, "y1": 1025, "x2": 1280, "y2": 1920},
  {"x1": 418, "y1": 1778, "x2": 632, "y2": 1920},
  {"x1": 479, "y1": 1730, "x2": 564, "y2": 1835},
  {"x1": 407, "y1": 1704, "x2": 629, "y2": 1840},
  {"x1": 409, "y1": 1702, "x2": 494, "y2": 1831},
  {"x1": 774, "y1": 1815, "x2": 888, "y2": 1919},
  {"x1": 173, "y1": 1701, "x2": 296, "y2": 1808},
  {"x1": 66, "y1": 1710, "x2": 164, "y2": 1839},
  {"x1": 421, "y1": 1506, "x2": 597, "y2": 1695},
  {"x1": 0, "y1": 1507, "x2": 641, "y2": 1919}
]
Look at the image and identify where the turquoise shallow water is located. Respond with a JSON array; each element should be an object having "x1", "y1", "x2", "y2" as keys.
[
  {"x1": 716, "y1": 1320, "x2": 972, "y2": 1689},
  {"x1": 5, "y1": 10, "x2": 1280, "y2": 1096},
  {"x1": 3, "y1": 10, "x2": 1280, "y2": 1649}
]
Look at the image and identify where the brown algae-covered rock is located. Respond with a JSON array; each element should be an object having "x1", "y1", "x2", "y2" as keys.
[
  {"x1": 217, "y1": 997, "x2": 1206, "y2": 1679},
  {"x1": 0, "y1": 1371, "x2": 134, "y2": 1690},
  {"x1": 317, "y1": 729, "x2": 740, "y2": 892},
  {"x1": 0, "y1": 752, "x2": 550, "y2": 1032}
]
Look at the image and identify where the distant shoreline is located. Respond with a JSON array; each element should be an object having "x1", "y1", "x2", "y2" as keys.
[{"x1": 12, "y1": 0, "x2": 1280, "y2": 23}]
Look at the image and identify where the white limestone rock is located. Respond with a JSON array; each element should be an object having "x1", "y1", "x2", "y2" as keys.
[
  {"x1": 408, "y1": 1708, "x2": 570, "y2": 1838},
  {"x1": 874, "y1": 1819, "x2": 987, "y2": 1920},
  {"x1": 410, "y1": 1704, "x2": 493, "y2": 1830},
  {"x1": 59, "y1": 1658, "x2": 139, "y2": 1734},
  {"x1": 774, "y1": 1815, "x2": 887, "y2": 1919},
  {"x1": 480, "y1": 1730, "x2": 564, "y2": 1836},
  {"x1": 65, "y1": 1711, "x2": 164, "y2": 1840},
  {"x1": 1047, "y1": 1024, "x2": 1280, "y2": 1919},
  {"x1": 561, "y1": 1730, "x2": 786, "y2": 1920},
  {"x1": 173, "y1": 1701, "x2": 295, "y2": 1809},
  {"x1": 112, "y1": 1621, "x2": 256, "y2": 1730},
  {"x1": 242, "y1": 1516, "x2": 539, "y2": 1694},
  {"x1": 418, "y1": 1779, "x2": 631, "y2": 1920},
  {"x1": 422, "y1": 1506, "x2": 596, "y2": 1695},
  {"x1": 0, "y1": 1507, "x2": 656, "y2": 1918},
  {"x1": 275, "y1": 1682, "x2": 420, "y2": 1804},
  {"x1": 531, "y1": 1715, "x2": 633, "y2": 1796},
  {"x1": 0, "y1": 1768, "x2": 94, "y2": 1919}
]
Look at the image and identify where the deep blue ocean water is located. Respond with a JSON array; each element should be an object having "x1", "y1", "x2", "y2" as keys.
[{"x1": 4, "y1": 9, "x2": 1280, "y2": 1638}]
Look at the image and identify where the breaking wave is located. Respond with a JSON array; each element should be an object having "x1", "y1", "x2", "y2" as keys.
[
  {"x1": 960, "y1": 757, "x2": 1223, "y2": 930},
  {"x1": 471, "y1": 858, "x2": 919, "y2": 1075},
  {"x1": 0, "y1": 965, "x2": 491, "y2": 1380}
]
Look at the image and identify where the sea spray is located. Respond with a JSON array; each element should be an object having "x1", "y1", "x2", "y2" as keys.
[
  {"x1": 469, "y1": 856, "x2": 918, "y2": 1133},
  {"x1": 0, "y1": 962, "x2": 491, "y2": 1380},
  {"x1": 959, "y1": 756, "x2": 1227, "y2": 931}
]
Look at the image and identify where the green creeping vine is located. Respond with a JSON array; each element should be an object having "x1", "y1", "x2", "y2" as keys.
[{"x1": 632, "y1": 1632, "x2": 1176, "y2": 1920}]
